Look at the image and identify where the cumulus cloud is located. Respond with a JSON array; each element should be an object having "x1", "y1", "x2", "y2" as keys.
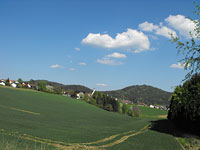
[
  {"x1": 50, "y1": 64, "x2": 64, "y2": 68},
  {"x1": 96, "y1": 83, "x2": 107, "y2": 87},
  {"x1": 139, "y1": 21, "x2": 177, "y2": 39},
  {"x1": 155, "y1": 26, "x2": 177, "y2": 38},
  {"x1": 97, "y1": 58, "x2": 123, "y2": 65},
  {"x1": 82, "y1": 29, "x2": 150, "y2": 53},
  {"x1": 74, "y1": 47, "x2": 80, "y2": 51},
  {"x1": 170, "y1": 62, "x2": 185, "y2": 69},
  {"x1": 165, "y1": 15, "x2": 196, "y2": 38},
  {"x1": 79, "y1": 62, "x2": 87, "y2": 66},
  {"x1": 139, "y1": 21, "x2": 158, "y2": 32},
  {"x1": 106, "y1": 52, "x2": 126, "y2": 59}
]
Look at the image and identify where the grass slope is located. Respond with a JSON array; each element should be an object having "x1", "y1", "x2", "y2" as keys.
[{"x1": 0, "y1": 87, "x2": 182, "y2": 150}]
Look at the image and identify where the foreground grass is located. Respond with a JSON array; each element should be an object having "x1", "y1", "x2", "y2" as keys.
[
  {"x1": 0, "y1": 87, "x2": 182, "y2": 150},
  {"x1": 0, "y1": 134, "x2": 56, "y2": 150}
]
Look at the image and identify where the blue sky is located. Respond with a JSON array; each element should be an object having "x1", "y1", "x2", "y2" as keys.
[{"x1": 0, "y1": 0, "x2": 197, "y2": 92}]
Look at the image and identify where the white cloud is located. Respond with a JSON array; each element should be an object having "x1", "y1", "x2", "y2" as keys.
[
  {"x1": 170, "y1": 62, "x2": 185, "y2": 69},
  {"x1": 139, "y1": 21, "x2": 177, "y2": 39},
  {"x1": 69, "y1": 68, "x2": 76, "y2": 71},
  {"x1": 82, "y1": 28, "x2": 150, "y2": 53},
  {"x1": 97, "y1": 58, "x2": 123, "y2": 65},
  {"x1": 50, "y1": 64, "x2": 64, "y2": 68},
  {"x1": 74, "y1": 47, "x2": 80, "y2": 51},
  {"x1": 155, "y1": 26, "x2": 177, "y2": 38},
  {"x1": 79, "y1": 62, "x2": 87, "y2": 66},
  {"x1": 165, "y1": 15, "x2": 196, "y2": 38},
  {"x1": 106, "y1": 52, "x2": 126, "y2": 59},
  {"x1": 96, "y1": 83, "x2": 107, "y2": 87},
  {"x1": 139, "y1": 21, "x2": 159, "y2": 32}
]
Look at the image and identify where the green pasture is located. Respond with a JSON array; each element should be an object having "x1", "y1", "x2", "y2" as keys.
[
  {"x1": 138, "y1": 105, "x2": 167, "y2": 118},
  {"x1": 0, "y1": 87, "x2": 182, "y2": 150}
]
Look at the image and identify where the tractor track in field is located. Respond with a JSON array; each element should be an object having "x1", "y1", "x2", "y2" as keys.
[
  {"x1": 0, "y1": 104, "x2": 40, "y2": 116},
  {"x1": 0, "y1": 124, "x2": 150, "y2": 150}
]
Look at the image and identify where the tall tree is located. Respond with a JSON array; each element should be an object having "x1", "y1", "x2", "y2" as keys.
[
  {"x1": 18, "y1": 78, "x2": 23, "y2": 84},
  {"x1": 37, "y1": 81, "x2": 47, "y2": 92},
  {"x1": 171, "y1": 2, "x2": 200, "y2": 80},
  {"x1": 5, "y1": 78, "x2": 10, "y2": 86}
]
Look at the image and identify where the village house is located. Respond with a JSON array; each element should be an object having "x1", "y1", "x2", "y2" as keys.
[
  {"x1": 0, "y1": 82, "x2": 5, "y2": 86},
  {"x1": 11, "y1": 83, "x2": 17, "y2": 88}
]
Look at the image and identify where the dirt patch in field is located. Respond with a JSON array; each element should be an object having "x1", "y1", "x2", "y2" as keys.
[{"x1": 157, "y1": 115, "x2": 167, "y2": 118}]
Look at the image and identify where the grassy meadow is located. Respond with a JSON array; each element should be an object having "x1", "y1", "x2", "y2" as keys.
[{"x1": 0, "y1": 86, "x2": 182, "y2": 150}]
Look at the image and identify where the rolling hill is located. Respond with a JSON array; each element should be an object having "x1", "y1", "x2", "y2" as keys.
[
  {"x1": 30, "y1": 80, "x2": 171, "y2": 106},
  {"x1": 104, "y1": 85, "x2": 172, "y2": 106},
  {"x1": 0, "y1": 86, "x2": 181, "y2": 150},
  {"x1": 31, "y1": 80, "x2": 93, "y2": 93}
]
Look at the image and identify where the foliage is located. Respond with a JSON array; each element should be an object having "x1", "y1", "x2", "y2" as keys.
[
  {"x1": 67, "y1": 89, "x2": 75, "y2": 96},
  {"x1": 17, "y1": 83, "x2": 22, "y2": 88},
  {"x1": 88, "y1": 97, "x2": 97, "y2": 106},
  {"x1": 171, "y1": 2, "x2": 200, "y2": 80},
  {"x1": 104, "y1": 85, "x2": 171, "y2": 106},
  {"x1": 17, "y1": 78, "x2": 23, "y2": 84},
  {"x1": 122, "y1": 104, "x2": 130, "y2": 114},
  {"x1": 117, "y1": 101, "x2": 123, "y2": 114},
  {"x1": 132, "y1": 105, "x2": 141, "y2": 117},
  {"x1": 92, "y1": 91, "x2": 118, "y2": 112},
  {"x1": 37, "y1": 81, "x2": 47, "y2": 92},
  {"x1": 53, "y1": 86, "x2": 64, "y2": 95},
  {"x1": 168, "y1": 73, "x2": 200, "y2": 134},
  {"x1": 104, "y1": 104, "x2": 113, "y2": 111},
  {"x1": 178, "y1": 137, "x2": 200, "y2": 150},
  {"x1": 29, "y1": 79, "x2": 35, "y2": 84},
  {"x1": 5, "y1": 78, "x2": 10, "y2": 86}
]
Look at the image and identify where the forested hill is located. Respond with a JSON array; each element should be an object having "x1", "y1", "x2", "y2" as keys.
[
  {"x1": 104, "y1": 85, "x2": 172, "y2": 106},
  {"x1": 32, "y1": 80, "x2": 92, "y2": 93},
  {"x1": 30, "y1": 80, "x2": 171, "y2": 105}
]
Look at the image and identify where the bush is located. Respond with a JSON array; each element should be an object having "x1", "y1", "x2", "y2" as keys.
[
  {"x1": 122, "y1": 104, "x2": 130, "y2": 115},
  {"x1": 104, "y1": 104, "x2": 113, "y2": 111},
  {"x1": 132, "y1": 106, "x2": 141, "y2": 117},
  {"x1": 168, "y1": 74, "x2": 200, "y2": 134},
  {"x1": 88, "y1": 97, "x2": 97, "y2": 106}
]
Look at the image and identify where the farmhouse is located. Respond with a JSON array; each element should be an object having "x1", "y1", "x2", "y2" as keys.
[
  {"x1": 0, "y1": 82, "x2": 5, "y2": 86},
  {"x1": 11, "y1": 83, "x2": 17, "y2": 88}
]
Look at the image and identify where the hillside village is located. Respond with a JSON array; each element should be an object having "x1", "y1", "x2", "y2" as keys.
[{"x1": 0, "y1": 78, "x2": 168, "y2": 112}]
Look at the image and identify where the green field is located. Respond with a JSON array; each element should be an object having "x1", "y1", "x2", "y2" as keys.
[
  {"x1": 138, "y1": 105, "x2": 167, "y2": 118},
  {"x1": 0, "y1": 87, "x2": 182, "y2": 150}
]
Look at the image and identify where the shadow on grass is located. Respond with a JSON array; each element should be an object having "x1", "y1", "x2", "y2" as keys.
[{"x1": 150, "y1": 119, "x2": 199, "y2": 138}]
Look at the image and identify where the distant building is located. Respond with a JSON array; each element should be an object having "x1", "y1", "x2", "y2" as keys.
[
  {"x1": 11, "y1": 83, "x2": 17, "y2": 88},
  {"x1": 76, "y1": 92, "x2": 84, "y2": 99},
  {"x1": 9, "y1": 80, "x2": 14, "y2": 84},
  {"x1": 150, "y1": 105, "x2": 154, "y2": 108},
  {"x1": 0, "y1": 82, "x2": 5, "y2": 86},
  {"x1": 27, "y1": 84, "x2": 31, "y2": 88}
]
